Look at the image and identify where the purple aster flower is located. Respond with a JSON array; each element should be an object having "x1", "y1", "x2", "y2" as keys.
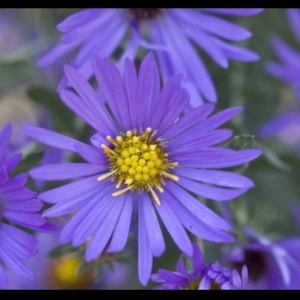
[
  {"x1": 38, "y1": 8, "x2": 262, "y2": 106},
  {"x1": 223, "y1": 227, "x2": 300, "y2": 289},
  {"x1": 22, "y1": 53, "x2": 261, "y2": 286},
  {"x1": 265, "y1": 9, "x2": 300, "y2": 102},
  {"x1": 0, "y1": 123, "x2": 56, "y2": 289},
  {"x1": 151, "y1": 243, "x2": 248, "y2": 290},
  {"x1": 260, "y1": 10, "x2": 300, "y2": 149},
  {"x1": 6, "y1": 231, "x2": 130, "y2": 290}
]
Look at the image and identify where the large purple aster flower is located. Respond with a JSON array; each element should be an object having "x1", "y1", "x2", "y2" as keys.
[
  {"x1": 223, "y1": 227, "x2": 300, "y2": 289},
  {"x1": 260, "y1": 9, "x2": 300, "y2": 146},
  {"x1": 0, "y1": 123, "x2": 56, "y2": 289},
  {"x1": 22, "y1": 53, "x2": 261, "y2": 285},
  {"x1": 38, "y1": 8, "x2": 262, "y2": 106},
  {"x1": 151, "y1": 243, "x2": 248, "y2": 290}
]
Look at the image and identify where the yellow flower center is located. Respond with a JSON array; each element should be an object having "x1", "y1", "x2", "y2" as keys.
[
  {"x1": 210, "y1": 281, "x2": 222, "y2": 290},
  {"x1": 185, "y1": 279, "x2": 200, "y2": 290},
  {"x1": 98, "y1": 128, "x2": 178, "y2": 205},
  {"x1": 49, "y1": 254, "x2": 92, "y2": 289}
]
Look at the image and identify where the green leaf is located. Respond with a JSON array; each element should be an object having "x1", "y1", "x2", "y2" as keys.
[
  {"x1": 27, "y1": 85, "x2": 75, "y2": 133},
  {"x1": 76, "y1": 261, "x2": 91, "y2": 276},
  {"x1": 10, "y1": 148, "x2": 44, "y2": 176},
  {"x1": 92, "y1": 263, "x2": 103, "y2": 282},
  {"x1": 49, "y1": 243, "x2": 77, "y2": 258},
  {"x1": 0, "y1": 60, "x2": 35, "y2": 92},
  {"x1": 255, "y1": 141, "x2": 291, "y2": 172},
  {"x1": 229, "y1": 134, "x2": 254, "y2": 150}
]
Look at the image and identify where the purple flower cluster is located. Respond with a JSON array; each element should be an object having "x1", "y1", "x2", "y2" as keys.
[
  {"x1": 224, "y1": 228, "x2": 300, "y2": 289},
  {"x1": 0, "y1": 123, "x2": 56, "y2": 289},
  {"x1": 39, "y1": 8, "x2": 262, "y2": 106},
  {"x1": 151, "y1": 243, "x2": 248, "y2": 290},
  {"x1": 260, "y1": 9, "x2": 300, "y2": 151}
]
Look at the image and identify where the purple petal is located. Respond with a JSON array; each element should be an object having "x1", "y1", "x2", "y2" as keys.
[
  {"x1": 158, "y1": 269, "x2": 189, "y2": 287},
  {"x1": 0, "y1": 123, "x2": 12, "y2": 162},
  {"x1": 106, "y1": 194, "x2": 133, "y2": 253},
  {"x1": 72, "y1": 188, "x2": 118, "y2": 247},
  {"x1": 287, "y1": 9, "x2": 300, "y2": 43},
  {"x1": 163, "y1": 103, "x2": 215, "y2": 140},
  {"x1": 85, "y1": 193, "x2": 126, "y2": 261},
  {"x1": 192, "y1": 243, "x2": 205, "y2": 277},
  {"x1": 39, "y1": 174, "x2": 101, "y2": 204},
  {"x1": 138, "y1": 196, "x2": 153, "y2": 286},
  {"x1": 201, "y1": 9, "x2": 264, "y2": 16},
  {"x1": 173, "y1": 148, "x2": 262, "y2": 169},
  {"x1": 166, "y1": 181, "x2": 230, "y2": 230},
  {"x1": 156, "y1": 195, "x2": 193, "y2": 256},
  {"x1": 1, "y1": 153, "x2": 22, "y2": 173},
  {"x1": 173, "y1": 9, "x2": 252, "y2": 42},
  {"x1": 142, "y1": 193, "x2": 165, "y2": 257},
  {"x1": 29, "y1": 163, "x2": 106, "y2": 180},
  {"x1": 58, "y1": 183, "x2": 115, "y2": 244},
  {"x1": 137, "y1": 52, "x2": 160, "y2": 130},
  {"x1": 20, "y1": 125, "x2": 84, "y2": 153},
  {"x1": 2, "y1": 211, "x2": 45, "y2": 227},
  {"x1": 0, "y1": 264, "x2": 8, "y2": 289},
  {"x1": 176, "y1": 177, "x2": 249, "y2": 201},
  {"x1": 2, "y1": 199, "x2": 43, "y2": 212},
  {"x1": 174, "y1": 168, "x2": 254, "y2": 189}
]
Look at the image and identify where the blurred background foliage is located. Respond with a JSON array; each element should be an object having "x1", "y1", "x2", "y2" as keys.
[{"x1": 1, "y1": 8, "x2": 300, "y2": 289}]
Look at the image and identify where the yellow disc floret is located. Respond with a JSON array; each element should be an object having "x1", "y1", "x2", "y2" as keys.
[{"x1": 98, "y1": 128, "x2": 178, "y2": 205}]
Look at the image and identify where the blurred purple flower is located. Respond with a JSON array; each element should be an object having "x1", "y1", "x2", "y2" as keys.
[
  {"x1": 38, "y1": 8, "x2": 262, "y2": 106},
  {"x1": 223, "y1": 227, "x2": 300, "y2": 289},
  {"x1": 260, "y1": 9, "x2": 300, "y2": 150},
  {"x1": 0, "y1": 123, "x2": 57, "y2": 289},
  {"x1": 6, "y1": 232, "x2": 130, "y2": 290},
  {"x1": 151, "y1": 243, "x2": 248, "y2": 290},
  {"x1": 22, "y1": 53, "x2": 261, "y2": 286}
]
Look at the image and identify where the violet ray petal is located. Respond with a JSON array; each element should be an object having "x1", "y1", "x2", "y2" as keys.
[
  {"x1": 29, "y1": 163, "x2": 106, "y2": 181},
  {"x1": 142, "y1": 193, "x2": 166, "y2": 257},
  {"x1": 163, "y1": 103, "x2": 215, "y2": 140},
  {"x1": 174, "y1": 168, "x2": 254, "y2": 189},
  {"x1": 166, "y1": 181, "x2": 230, "y2": 230},
  {"x1": 0, "y1": 123, "x2": 12, "y2": 162},
  {"x1": 85, "y1": 193, "x2": 126, "y2": 261},
  {"x1": 138, "y1": 198, "x2": 153, "y2": 286},
  {"x1": 106, "y1": 193, "x2": 133, "y2": 253},
  {"x1": 155, "y1": 194, "x2": 193, "y2": 256},
  {"x1": 158, "y1": 269, "x2": 189, "y2": 287},
  {"x1": 39, "y1": 174, "x2": 101, "y2": 204},
  {"x1": 176, "y1": 177, "x2": 249, "y2": 201}
]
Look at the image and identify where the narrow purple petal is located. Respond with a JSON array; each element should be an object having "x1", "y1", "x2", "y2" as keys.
[
  {"x1": 156, "y1": 194, "x2": 193, "y2": 256},
  {"x1": 39, "y1": 174, "x2": 101, "y2": 204},
  {"x1": 20, "y1": 125, "x2": 84, "y2": 153},
  {"x1": 0, "y1": 123, "x2": 12, "y2": 162},
  {"x1": 138, "y1": 197, "x2": 153, "y2": 286},
  {"x1": 174, "y1": 168, "x2": 254, "y2": 189},
  {"x1": 106, "y1": 194, "x2": 133, "y2": 253},
  {"x1": 2, "y1": 211, "x2": 45, "y2": 227},
  {"x1": 287, "y1": 9, "x2": 300, "y2": 43},
  {"x1": 2, "y1": 199, "x2": 43, "y2": 212},
  {"x1": 1, "y1": 153, "x2": 22, "y2": 173},
  {"x1": 163, "y1": 103, "x2": 215, "y2": 140},
  {"x1": 85, "y1": 193, "x2": 126, "y2": 260},
  {"x1": 176, "y1": 177, "x2": 249, "y2": 201},
  {"x1": 142, "y1": 193, "x2": 165, "y2": 257},
  {"x1": 29, "y1": 163, "x2": 106, "y2": 181},
  {"x1": 192, "y1": 243, "x2": 205, "y2": 277},
  {"x1": 0, "y1": 174, "x2": 27, "y2": 194},
  {"x1": 201, "y1": 9, "x2": 264, "y2": 16},
  {"x1": 166, "y1": 181, "x2": 230, "y2": 230},
  {"x1": 0, "y1": 264, "x2": 8, "y2": 289},
  {"x1": 158, "y1": 269, "x2": 189, "y2": 287}
]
